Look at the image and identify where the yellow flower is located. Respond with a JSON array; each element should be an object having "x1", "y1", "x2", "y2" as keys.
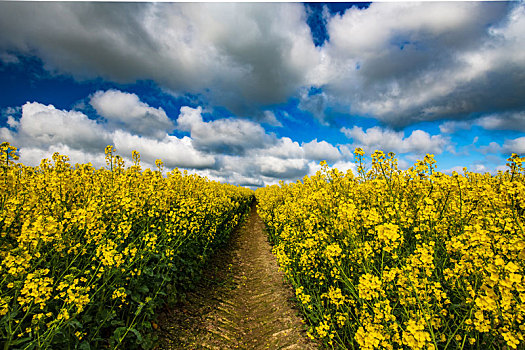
[{"x1": 358, "y1": 273, "x2": 382, "y2": 300}]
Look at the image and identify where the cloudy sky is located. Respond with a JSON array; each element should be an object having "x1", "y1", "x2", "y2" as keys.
[{"x1": 1, "y1": 2, "x2": 524, "y2": 187}]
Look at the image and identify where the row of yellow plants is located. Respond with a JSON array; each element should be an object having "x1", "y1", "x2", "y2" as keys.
[
  {"x1": 0, "y1": 142, "x2": 254, "y2": 349},
  {"x1": 256, "y1": 149, "x2": 525, "y2": 349}
]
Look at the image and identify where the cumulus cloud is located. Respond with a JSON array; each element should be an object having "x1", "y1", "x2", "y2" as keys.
[
  {"x1": 1, "y1": 91, "x2": 350, "y2": 187},
  {"x1": 0, "y1": 102, "x2": 113, "y2": 168},
  {"x1": 479, "y1": 136, "x2": 525, "y2": 156},
  {"x1": 341, "y1": 126, "x2": 449, "y2": 155},
  {"x1": 18, "y1": 145, "x2": 108, "y2": 169},
  {"x1": 478, "y1": 112, "x2": 525, "y2": 132},
  {"x1": 176, "y1": 106, "x2": 274, "y2": 154},
  {"x1": 255, "y1": 137, "x2": 303, "y2": 159},
  {"x1": 311, "y1": 2, "x2": 522, "y2": 126},
  {"x1": 204, "y1": 136, "x2": 345, "y2": 185},
  {"x1": 1, "y1": 100, "x2": 214, "y2": 170},
  {"x1": 306, "y1": 159, "x2": 355, "y2": 178},
  {"x1": 503, "y1": 137, "x2": 525, "y2": 154},
  {"x1": 302, "y1": 139, "x2": 342, "y2": 161},
  {"x1": 200, "y1": 151, "x2": 309, "y2": 187},
  {"x1": 90, "y1": 90, "x2": 174, "y2": 138},
  {"x1": 255, "y1": 156, "x2": 309, "y2": 179},
  {"x1": 112, "y1": 131, "x2": 215, "y2": 169},
  {"x1": 440, "y1": 111, "x2": 525, "y2": 134},
  {"x1": 0, "y1": 2, "x2": 320, "y2": 116},
  {"x1": 211, "y1": 136, "x2": 347, "y2": 185},
  {"x1": 480, "y1": 142, "x2": 502, "y2": 155},
  {"x1": 2, "y1": 102, "x2": 111, "y2": 152},
  {"x1": 442, "y1": 162, "x2": 508, "y2": 176},
  {"x1": 441, "y1": 166, "x2": 467, "y2": 175},
  {"x1": 331, "y1": 160, "x2": 356, "y2": 173},
  {"x1": 173, "y1": 111, "x2": 350, "y2": 184},
  {"x1": 1, "y1": 2, "x2": 523, "y2": 128},
  {"x1": 439, "y1": 120, "x2": 472, "y2": 134}
]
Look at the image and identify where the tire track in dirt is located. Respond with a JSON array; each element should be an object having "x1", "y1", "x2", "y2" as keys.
[{"x1": 156, "y1": 204, "x2": 317, "y2": 349}]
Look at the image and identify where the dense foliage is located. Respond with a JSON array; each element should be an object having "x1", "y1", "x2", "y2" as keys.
[
  {"x1": 256, "y1": 149, "x2": 525, "y2": 349},
  {"x1": 0, "y1": 143, "x2": 253, "y2": 349}
]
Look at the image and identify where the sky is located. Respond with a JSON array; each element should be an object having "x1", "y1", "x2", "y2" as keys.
[{"x1": 0, "y1": 2, "x2": 524, "y2": 187}]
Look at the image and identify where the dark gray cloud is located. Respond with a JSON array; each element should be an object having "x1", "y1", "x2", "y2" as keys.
[
  {"x1": 0, "y1": 2, "x2": 320, "y2": 117},
  {"x1": 1, "y1": 2, "x2": 523, "y2": 128},
  {"x1": 314, "y1": 2, "x2": 522, "y2": 127}
]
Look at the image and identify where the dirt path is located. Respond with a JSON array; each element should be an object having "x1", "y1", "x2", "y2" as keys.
[{"x1": 155, "y1": 204, "x2": 317, "y2": 349}]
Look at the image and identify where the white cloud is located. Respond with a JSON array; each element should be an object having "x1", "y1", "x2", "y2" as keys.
[
  {"x1": 179, "y1": 133, "x2": 348, "y2": 186},
  {"x1": 440, "y1": 110, "x2": 525, "y2": 133},
  {"x1": 502, "y1": 137, "x2": 525, "y2": 154},
  {"x1": 332, "y1": 160, "x2": 356, "y2": 173},
  {"x1": 6, "y1": 116, "x2": 19, "y2": 129},
  {"x1": 341, "y1": 126, "x2": 449, "y2": 155},
  {"x1": 327, "y1": 3, "x2": 479, "y2": 57},
  {"x1": 262, "y1": 110, "x2": 282, "y2": 127},
  {"x1": 256, "y1": 156, "x2": 308, "y2": 179},
  {"x1": 177, "y1": 106, "x2": 274, "y2": 154},
  {"x1": 442, "y1": 166, "x2": 467, "y2": 175},
  {"x1": 0, "y1": 102, "x2": 112, "y2": 169},
  {"x1": 480, "y1": 137, "x2": 525, "y2": 156},
  {"x1": 397, "y1": 158, "x2": 410, "y2": 170},
  {"x1": 306, "y1": 160, "x2": 356, "y2": 177},
  {"x1": 18, "y1": 145, "x2": 108, "y2": 169},
  {"x1": 471, "y1": 164, "x2": 491, "y2": 173},
  {"x1": 2, "y1": 93, "x2": 353, "y2": 187},
  {"x1": 2, "y1": 100, "x2": 215, "y2": 170},
  {"x1": 477, "y1": 112, "x2": 525, "y2": 132},
  {"x1": 112, "y1": 131, "x2": 215, "y2": 169},
  {"x1": 302, "y1": 139, "x2": 342, "y2": 161},
  {"x1": 297, "y1": 88, "x2": 330, "y2": 123},
  {"x1": 199, "y1": 150, "x2": 309, "y2": 187},
  {"x1": 442, "y1": 162, "x2": 507, "y2": 176},
  {"x1": 6, "y1": 102, "x2": 111, "y2": 151},
  {"x1": 480, "y1": 141, "x2": 502, "y2": 155},
  {"x1": 256, "y1": 137, "x2": 303, "y2": 159},
  {"x1": 90, "y1": 90, "x2": 174, "y2": 138},
  {"x1": 307, "y1": 160, "x2": 324, "y2": 176},
  {"x1": 439, "y1": 120, "x2": 472, "y2": 134}
]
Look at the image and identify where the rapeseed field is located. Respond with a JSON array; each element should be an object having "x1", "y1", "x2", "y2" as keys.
[
  {"x1": 0, "y1": 142, "x2": 253, "y2": 349},
  {"x1": 257, "y1": 149, "x2": 525, "y2": 349}
]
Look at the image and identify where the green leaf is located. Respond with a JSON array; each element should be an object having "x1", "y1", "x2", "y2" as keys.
[
  {"x1": 129, "y1": 327, "x2": 143, "y2": 343},
  {"x1": 5, "y1": 336, "x2": 32, "y2": 347},
  {"x1": 79, "y1": 340, "x2": 91, "y2": 350},
  {"x1": 113, "y1": 326, "x2": 127, "y2": 339}
]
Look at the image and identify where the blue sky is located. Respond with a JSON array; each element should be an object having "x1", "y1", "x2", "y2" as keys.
[{"x1": 1, "y1": 2, "x2": 524, "y2": 187}]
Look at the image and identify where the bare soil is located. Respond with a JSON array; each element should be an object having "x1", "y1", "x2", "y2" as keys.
[{"x1": 155, "y1": 204, "x2": 318, "y2": 349}]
